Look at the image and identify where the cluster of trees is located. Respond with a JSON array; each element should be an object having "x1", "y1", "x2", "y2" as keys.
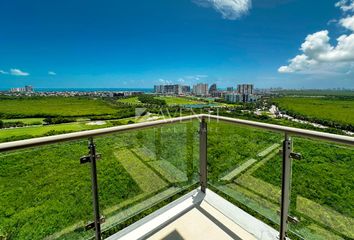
[
  {"x1": 90, "y1": 105, "x2": 136, "y2": 120},
  {"x1": 0, "y1": 120, "x2": 42, "y2": 129},
  {"x1": 217, "y1": 108, "x2": 344, "y2": 135},
  {"x1": 1, "y1": 121, "x2": 25, "y2": 128},
  {"x1": 43, "y1": 117, "x2": 74, "y2": 125},
  {"x1": 138, "y1": 95, "x2": 166, "y2": 106},
  {"x1": 271, "y1": 96, "x2": 354, "y2": 132},
  {"x1": 278, "y1": 108, "x2": 353, "y2": 132}
]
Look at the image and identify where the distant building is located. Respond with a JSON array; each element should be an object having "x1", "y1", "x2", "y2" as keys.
[
  {"x1": 164, "y1": 85, "x2": 182, "y2": 95},
  {"x1": 226, "y1": 87, "x2": 234, "y2": 92},
  {"x1": 209, "y1": 84, "x2": 217, "y2": 96},
  {"x1": 182, "y1": 85, "x2": 191, "y2": 94},
  {"x1": 10, "y1": 85, "x2": 34, "y2": 93},
  {"x1": 154, "y1": 84, "x2": 182, "y2": 95},
  {"x1": 193, "y1": 83, "x2": 209, "y2": 96},
  {"x1": 124, "y1": 91, "x2": 144, "y2": 97},
  {"x1": 225, "y1": 84, "x2": 259, "y2": 103},
  {"x1": 212, "y1": 91, "x2": 225, "y2": 98},
  {"x1": 225, "y1": 93, "x2": 242, "y2": 103},
  {"x1": 25, "y1": 85, "x2": 33, "y2": 92},
  {"x1": 237, "y1": 84, "x2": 254, "y2": 95},
  {"x1": 154, "y1": 85, "x2": 164, "y2": 94}
]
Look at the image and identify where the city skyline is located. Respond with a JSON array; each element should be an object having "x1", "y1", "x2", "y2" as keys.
[{"x1": 1, "y1": 0, "x2": 354, "y2": 89}]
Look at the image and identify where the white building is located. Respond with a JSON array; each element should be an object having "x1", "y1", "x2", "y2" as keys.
[{"x1": 193, "y1": 83, "x2": 208, "y2": 96}]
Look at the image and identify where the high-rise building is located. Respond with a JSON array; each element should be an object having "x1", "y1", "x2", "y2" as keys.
[
  {"x1": 182, "y1": 85, "x2": 191, "y2": 94},
  {"x1": 193, "y1": 83, "x2": 209, "y2": 96},
  {"x1": 10, "y1": 85, "x2": 34, "y2": 93},
  {"x1": 237, "y1": 84, "x2": 254, "y2": 95},
  {"x1": 25, "y1": 85, "x2": 33, "y2": 92},
  {"x1": 225, "y1": 93, "x2": 242, "y2": 103},
  {"x1": 226, "y1": 87, "x2": 234, "y2": 92},
  {"x1": 209, "y1": 84, "x2": 217, "y2": 93},
  {"x1": 154, "y1": 84, "x2": 182, "y2": 95},
  {"x1": 224, "y1": 84, "x2": 258, "y2": 103},
  {"x1": 154, "y1": 85, "x2": 164, "y2": 94}
]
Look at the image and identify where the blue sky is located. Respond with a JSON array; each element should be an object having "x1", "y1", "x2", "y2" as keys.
[{"x1": 0, "y1": 0, "x2": 354, "y2": 89}]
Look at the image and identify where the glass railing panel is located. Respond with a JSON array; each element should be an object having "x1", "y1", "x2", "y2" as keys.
[
  {"x1": 0, "y1": 140, "x2": 95, "y2": 240},
  {"x1": 287, "y1": 137, "x2": 354, "y2": 240},
  {"x1": 207, "y1": 119, "x2": 283, "y2": 227},
  {"x1": 94, "y1": 121, "x2": 200, "y2": 237}
]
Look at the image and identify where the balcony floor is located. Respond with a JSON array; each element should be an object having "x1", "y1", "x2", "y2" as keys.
[
  {"x1": 107, "y1": 188, "x2": 279, "y2": 240},
  {"x1": 147, "y1": 200, "x2": 254, "y2": 240}
]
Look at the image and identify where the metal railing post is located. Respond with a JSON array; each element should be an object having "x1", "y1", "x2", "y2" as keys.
[
  {"x1": 88, "y1": 137, "x2": 102, "y2": 240},
  {"x1": 199, "y1": 117, "x2": 208, "y2": 193},
  {"x1": 279, "y1": 133, "x2": 292, "y2": 240}
]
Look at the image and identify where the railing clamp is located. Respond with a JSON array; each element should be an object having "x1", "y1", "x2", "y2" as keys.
[
  {"x1": 277, "y1": 210, "x2": 300, "y2": 224},
  {"x1": 85, "y1": 216, "x2": 105, "y2": 230},
  {"x1": 278, "y1": 150, "x2": 302, "y2": 160},
  {"x1": 80, "y1": 153, "x2": 101, "y2": 164}
]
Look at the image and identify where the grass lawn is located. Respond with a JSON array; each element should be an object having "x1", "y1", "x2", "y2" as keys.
[
  {"x1": 117, "y1": 97, "x2": 141, "y2": 104},
  {"x1": 155, "y1": 96, "x2": 205, "y2": 105},
  {"x1": 0, "y1": 122, "x2": 111, "y2": 142},
  {"x1": 0, "y1": 114, "x2": 164, "y2": 143},
  {"x1": 0, "y1": 97, "x2": 117, "y2": 118},
  {"x1": 1, "y1": 118, "x2": 44, "y2": 125},
  {"x1": 207, "y1": 120, "x2": 282, "y2": 181},
  {"x1": 273, "y1": 97, "x2": 354, "y2": 126},
  {"x1": 117, "y1": 96, "x2": 206, "y2": 106}
]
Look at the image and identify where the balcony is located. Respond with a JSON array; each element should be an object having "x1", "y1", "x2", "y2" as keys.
[{"x1": 0, "y1": 114, "x2": 353, "y2": 240}]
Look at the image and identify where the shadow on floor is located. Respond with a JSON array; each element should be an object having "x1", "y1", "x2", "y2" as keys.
[{"x1": 162, "y1": 229, "x2": 185, "y2": 240}]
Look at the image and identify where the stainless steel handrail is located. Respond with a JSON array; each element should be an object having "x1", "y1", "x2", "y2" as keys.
[
  {"x1": 0, "y1": 115, "x2": 201, "y2": 152},
  {"x1": 0, "y1": 114, "x2": 353, "y2": 152},
  {"x1": 206, "y1": 115, "x2": 354, "y2": 145}
]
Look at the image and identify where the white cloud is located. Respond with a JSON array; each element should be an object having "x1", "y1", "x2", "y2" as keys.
[
  {"x1": 0, "y1": 70, "x2": 9, "y2": 74},
  {"x1": 278, "y1": 55, "x2": 317, "y2": 73},
  {"x1": 327, "y1": 19, "x2": 338, "y2": 25},
  {"x1": 185, "y1": 74, "x2": 208, "y2": 81},
  {"x1": 10, "y1": 68, "x2": 29, "y2": 76},
  {"x1": 335, "y1": 0, "x2": 354, "y2": 12},
  {"x1": 158, "y1": 78, "x2": 172, "y2": 85},
  {"x1": 340, "y1": 15, "x2": 354, "y2": 31},
  {"x1": 278, "y1": 1, "x2": 354, "y2": 74},
  {"x1": 48, "y1": 71, "x2": 57, "y2": 76},
  {"x1": 192, "y1": 0, "x2": 252, "y2": 20}
]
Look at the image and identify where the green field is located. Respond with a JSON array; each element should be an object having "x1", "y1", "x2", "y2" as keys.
[
  {"x1": 117, "y1": 97, "x2": 141, "y2": 104},
  {"x1": 275, "y1": 90, "x2": 354, "y2": 97},
  {"x1": 273, "y1": 97, "x2": 354, "y2": 127},
  {"x1": 117, "y1": 96, "x2": 206, "y2": 106},
  {"x1": 0, "y1": 122, "x2": 112, "y2": 143},
  {"x1": 155, "y1": 96, "x2": 206, "y2": 105},
  {"x1": 207, "y1": 121, "x2": 281, "y2": 181},
  {"x1": 1, "y1": 118, "x2": 44, "y2": 125},
  {"x1": 0, "y1": 113, "x2": 166, "y2": 143},
  {"x1": 0, "y1": 97, "x2": 117, "y2": 118}
]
